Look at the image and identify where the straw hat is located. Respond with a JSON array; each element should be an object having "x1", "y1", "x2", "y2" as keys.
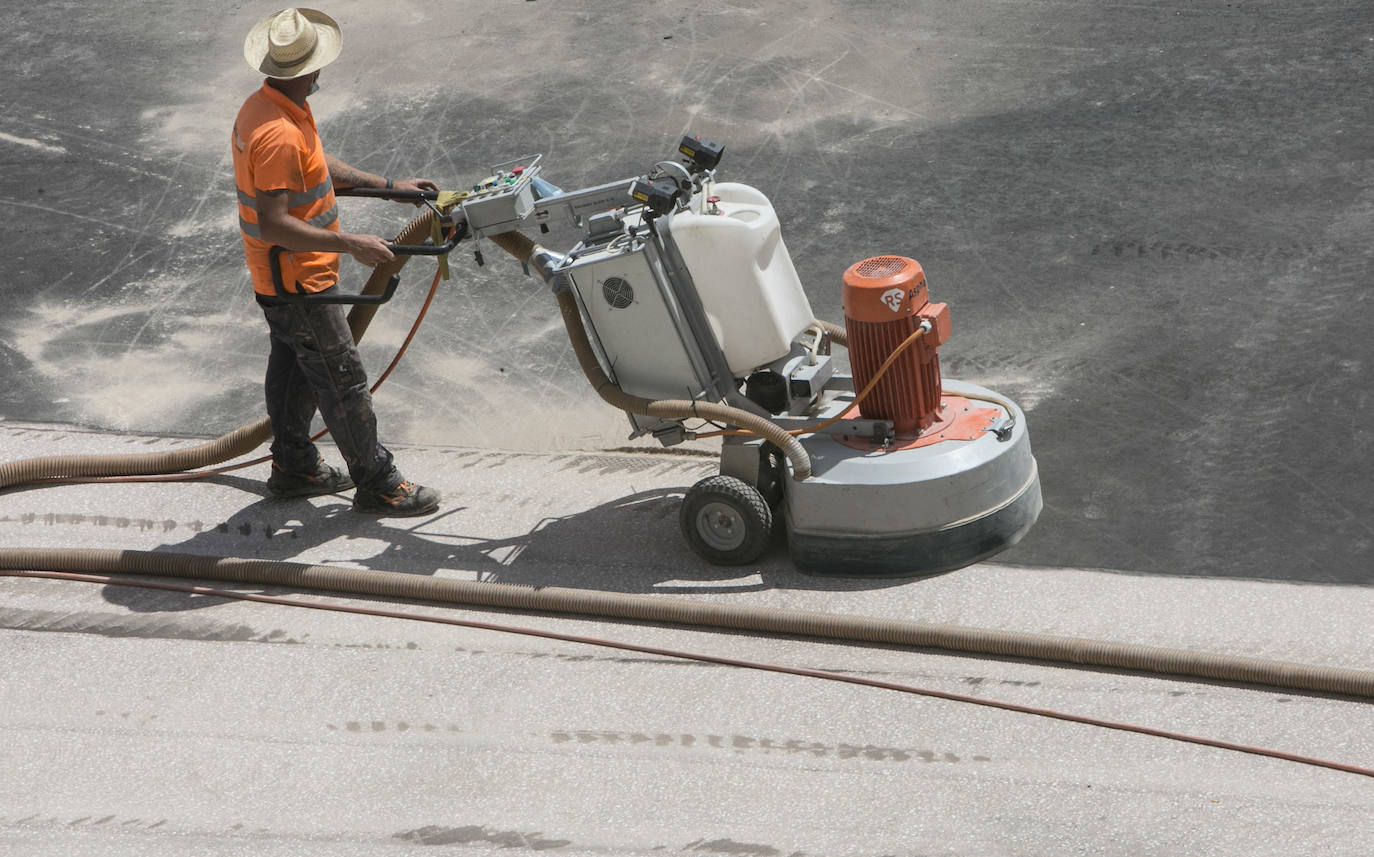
[{"x1": 243, "y1": 8, "x2": 341, "y2": 79}]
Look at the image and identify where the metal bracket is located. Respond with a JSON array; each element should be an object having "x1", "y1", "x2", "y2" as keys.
[
  {"x1": 821, "y1": 418, "x2": 894, "y2": 444},
  {"x1": 532, "y1": 178, "x2": 637, "y2": 233},
  {"x1": 988, "y1": 415, "x2": 1015, "y2": 441}
]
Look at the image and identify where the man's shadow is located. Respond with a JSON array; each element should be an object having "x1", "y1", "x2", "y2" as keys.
[{"x1": 101, "y1": 479, "x2": 916, "y2": 613}]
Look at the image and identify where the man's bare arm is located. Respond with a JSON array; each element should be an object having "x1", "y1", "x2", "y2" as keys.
[
  {"x1": 325, "y1": 154, "x2": 385, "y2": 190},
  {"x1": 326, "y1": 153, "x2": 440, "y2": 198}
]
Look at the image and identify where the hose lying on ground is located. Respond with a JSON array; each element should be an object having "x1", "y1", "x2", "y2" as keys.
[
  {"x1": 2, "y1": 547, "x2": 1373, "y2": 701},
  {"x1": 0, "y1": 208, "x2": 443, "y2": 492},
  {"x1": 7, "y1": 568, "x2": 1373, "y2": 780}
]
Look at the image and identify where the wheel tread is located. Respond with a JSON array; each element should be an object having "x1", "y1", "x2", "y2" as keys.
[{"x1": 679, "y1": 475, "x2": 773, "y2": 565}]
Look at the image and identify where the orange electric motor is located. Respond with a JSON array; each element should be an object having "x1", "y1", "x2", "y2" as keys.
[{"x1": 841, "y1": 255, "x2": 952, "y2": 435}]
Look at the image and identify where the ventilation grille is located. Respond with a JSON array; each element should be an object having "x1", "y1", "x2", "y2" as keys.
[
  {"x1": 602, "y1": 277, "x2": 634, "y2": 309},
  {"x1": 853, "y1": 256, "x2": 911, "y2": 279}
]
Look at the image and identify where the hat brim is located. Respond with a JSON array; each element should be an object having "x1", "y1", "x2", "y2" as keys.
[{"x1": 244, "y1": 8, "x2": 341, "y2": 79}]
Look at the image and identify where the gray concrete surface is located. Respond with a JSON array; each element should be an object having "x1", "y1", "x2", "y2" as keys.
[
  {"x1": 3, "y1": 423, "x2": 1374, "y2": 856},
  {"x1": 3, "y1": 0, "x2": 1374, "y2": 854}
]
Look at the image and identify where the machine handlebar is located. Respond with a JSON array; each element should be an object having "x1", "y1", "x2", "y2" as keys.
[
  {"x1": 267, "y1": 218, "x2": 467, "y2": 306},
  {"x1": 334, "y1": 187, "x2": 439, "y2": 201}
]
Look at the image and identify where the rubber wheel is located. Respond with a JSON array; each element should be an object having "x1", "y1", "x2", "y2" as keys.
[{"x1": 680, "y1": 475, "x2": 773, "y2": 566}]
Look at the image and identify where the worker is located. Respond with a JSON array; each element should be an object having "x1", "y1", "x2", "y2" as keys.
[{"x1": 233, "y1": 7, "x2": 439, "y2": 516}]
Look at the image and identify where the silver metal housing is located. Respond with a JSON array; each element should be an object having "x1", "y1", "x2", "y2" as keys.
[{"x1": 783, "y1": 378, "x2": 1042, "y2": 576}]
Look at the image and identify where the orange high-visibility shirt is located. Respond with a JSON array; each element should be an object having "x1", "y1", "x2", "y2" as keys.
[{"x1": 231, "y1": 82, "x2": 340, "y2": 296}]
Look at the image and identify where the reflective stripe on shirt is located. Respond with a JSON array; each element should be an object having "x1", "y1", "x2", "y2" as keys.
[{"x1": 236, "y1": 178, "x2": 334, "y2": 212}]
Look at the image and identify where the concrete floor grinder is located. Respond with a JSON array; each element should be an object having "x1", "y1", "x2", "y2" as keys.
[{"x1": 451, "y1": 137, "x2": 1041, "y2": 576}]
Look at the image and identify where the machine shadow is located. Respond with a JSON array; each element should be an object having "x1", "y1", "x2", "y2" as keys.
[{"x1": 101, "y1": 486, "x2": 920, "y2": 613}]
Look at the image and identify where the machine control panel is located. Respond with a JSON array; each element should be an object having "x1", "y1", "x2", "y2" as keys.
[{"x1": 459, "y1": 155, "x2": 541, "y2": 237}]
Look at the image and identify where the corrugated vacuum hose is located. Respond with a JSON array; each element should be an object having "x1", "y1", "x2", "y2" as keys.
[
  {"x1": 1, "y1": 547, "x2": 1372, "y2": 701},
  {"x1": 0, "y1": 207, "x2": 441, "y2": 491}
]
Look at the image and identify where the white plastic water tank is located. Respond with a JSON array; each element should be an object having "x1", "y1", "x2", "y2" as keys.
[{"x1": 667, "y1": 182, "x2": 815, "y2": 374}]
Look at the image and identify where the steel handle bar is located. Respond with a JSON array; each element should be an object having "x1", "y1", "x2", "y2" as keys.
[{"x1": 335, "y1": 187, "x2": 439, "y2": 201}]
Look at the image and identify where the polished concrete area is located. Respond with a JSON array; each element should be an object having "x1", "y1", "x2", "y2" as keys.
[{"x1": 2, "y1": 1, "x2": 1373, "y2": 854}]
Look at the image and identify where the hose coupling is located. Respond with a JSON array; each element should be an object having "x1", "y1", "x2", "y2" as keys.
[{"x1": 530, "y1": 245, "x2": 571, "y2": 294}]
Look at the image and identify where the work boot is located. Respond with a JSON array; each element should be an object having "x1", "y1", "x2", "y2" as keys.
[
  {"x1": 352, "y1": 480, "x2": 440, "y2": 517},
  {"x1": 267, "y1": 459, "x2": 355, "y2": 498}
]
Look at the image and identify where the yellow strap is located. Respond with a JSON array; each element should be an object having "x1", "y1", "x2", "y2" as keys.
[{"x1": 429, "y1": 190, "x2": 470, "y2": 280}]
